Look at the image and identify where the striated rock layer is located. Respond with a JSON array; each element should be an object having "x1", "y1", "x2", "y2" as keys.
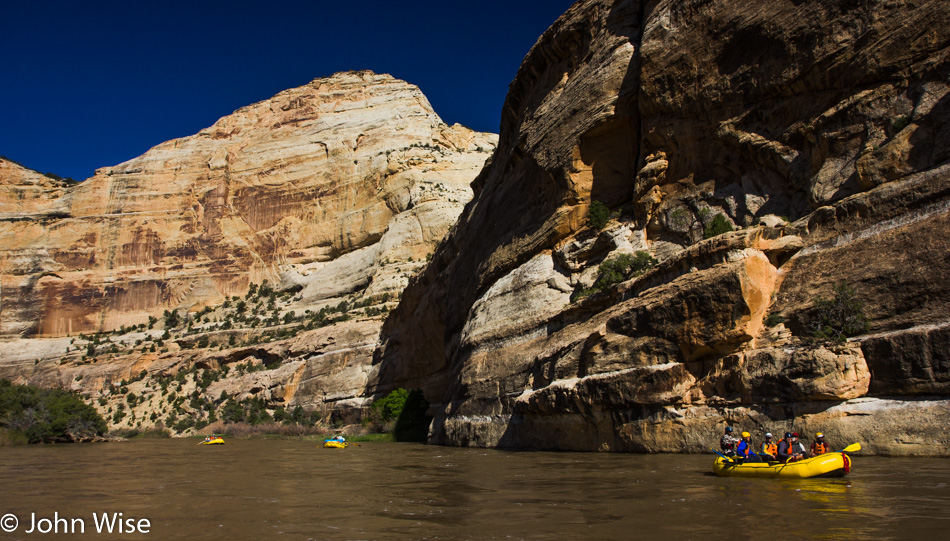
[
  {"x1": 0, "y1": 70, "x2": 495, "y2": 338},
  {"x1": 0, "y1": 71, "x2": 495, "y2": 426},
  {"x1": 374, "y1": 0, "x2": 950, "y2": 455}
]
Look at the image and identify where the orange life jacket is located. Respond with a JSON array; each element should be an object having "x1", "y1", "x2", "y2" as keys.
[
  {"x1": 812, "y1": 441, "x2": 828, "y2": 455},
  {"x1": 762, "y1": 442, "x2": 777, "y2": 456}
]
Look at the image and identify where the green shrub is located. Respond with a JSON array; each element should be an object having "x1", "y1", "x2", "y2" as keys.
[
  {"x1": 371, "y1": 388, "x2": 409, "y2": 422},
  {"x1": 592, "y1": 254, "x2": 630, "y2": 291},
  {"x1": 670, "y1": 208, "x2": 689, "y2": 229},
  {"x1": 811, "y1": 282, "x2": 870, "y2": 343},
  {"x1": 0, "y1": 380, "x2": 107, "y2": 443},
  {"x1": 218, "y1": 397, "x2": 272, "y2": 426},
  {"x1": 892, "y1": 114, "x2": 912, "y2": 132},
  {"x1": 704, "y1": 214, "x2": 734, "y2": 239},
  {"x1": 578, "y1": 251, "x2": 658, "y2": 300},
  {"x1": 588, "y1": 201, "x2": 610, "y2": 230}
]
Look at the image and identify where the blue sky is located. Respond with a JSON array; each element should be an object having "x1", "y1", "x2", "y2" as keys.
[{"x1": 1, "y1": 1, "x2": 575, "y2": 181}]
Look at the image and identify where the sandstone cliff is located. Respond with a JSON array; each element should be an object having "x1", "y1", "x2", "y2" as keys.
[
  {"x1": 0, "y1": 71, "x2": 495, "y2": 431},
  {"x1": 374, "y1": 0, "x2": 950, "y2": 455},
  {"x1": 1, "y1": 71, "x2": 494, "y2": 338}
]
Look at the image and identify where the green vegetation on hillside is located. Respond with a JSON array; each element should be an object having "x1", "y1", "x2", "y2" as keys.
[
  {"x1": 0, "y1": 379, "x2": 107, "y2": 443},
  {"x1": 67, "y1": 280, "x2": 397, "y2": 363},
  {"x1": 57, "y1": 279, "x2": 407, "y2": 437},
  {"x1": 572, "y1": 251, "x2": 658, "y2": 301},
  {"x1": 703, "y1": 213, "x2": 734, "y2": 239}
]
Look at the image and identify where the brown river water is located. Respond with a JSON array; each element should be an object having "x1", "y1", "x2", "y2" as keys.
[{"x1": 0, "y1": 439, "x2": 947, "y2": 540}]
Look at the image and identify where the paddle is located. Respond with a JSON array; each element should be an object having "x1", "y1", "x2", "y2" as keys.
[
  {"x1": 711, "y1": 448, "x2": 735, "y2": 463},
  {"x1": 841, "y1": 442, "x2": 861, "y2": 453}
]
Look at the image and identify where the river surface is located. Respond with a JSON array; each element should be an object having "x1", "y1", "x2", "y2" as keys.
[{"x1": 0, "y1": 439, "x2": 947, "y2": 540}]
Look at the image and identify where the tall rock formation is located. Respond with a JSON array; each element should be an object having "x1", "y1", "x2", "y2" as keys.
[
  {"x1": 1, "y1": 70, "x2": 494, "y2": 338},
  {"x1": 374, "y1": 0, "x2": 950, "y2": 455},
  {"x1": 0, "y1": 71, "x2": 495, "y2": 428}
]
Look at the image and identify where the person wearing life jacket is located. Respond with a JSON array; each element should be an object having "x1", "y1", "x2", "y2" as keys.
[
  {"x1": 810, "y1": 432, "x2": 830, "y2": 457},
  {"x1": 735, "y1": 432, "x2": 761, "y2": 462},
  {"x1": 760, "y1": 432, "x2": 778, "y2": 460},
  {"x1": 720, "y1": 426, "x2": 738, "y2": 457},
  {"x1": 778, "y1": 432, "x2": 807, "y2": 462}
]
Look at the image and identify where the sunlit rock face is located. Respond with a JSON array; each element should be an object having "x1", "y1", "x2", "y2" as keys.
[
  {"x1": 0, "y1": 71, "x2": 495, "y2": 430},
  {"x1": 0, "y1": 71, "x2": 495, "y2": 338},
  {"x1": 374, "y1": 0, "x2": 950, "y2": 455}
]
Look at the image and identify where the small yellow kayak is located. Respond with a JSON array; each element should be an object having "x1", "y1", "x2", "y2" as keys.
[
  {"x1": 323, "y1": 439, "x2": 347, "y2": 449},
  {"x1": 199, "y1": 436, "x2": 225, "y2": 445},
  {"x1": 713, "y1": 443, "x2": 859, "y2": 479}
]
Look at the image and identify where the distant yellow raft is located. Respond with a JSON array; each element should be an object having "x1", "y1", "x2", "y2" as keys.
[
  {"x1": 713, "y1": 444, "x2": 859, "y2": 479},
  {"x1": 199, "y1": 437, "x2": 225, "y2": 445},
  {"x1": 323, "y1": 439, "x2": 347, "y2": 449}
]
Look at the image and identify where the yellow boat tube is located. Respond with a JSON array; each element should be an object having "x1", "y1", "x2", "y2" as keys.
[
  {"x1": 713, "y1": 448, "x2": 855, "y2": 479},
  {"x1": 198, "y1": 437, "x2": 225, "y2": 445},
  {"x1": 323, "y1": 439, "x2": 347, "y2": 449}
]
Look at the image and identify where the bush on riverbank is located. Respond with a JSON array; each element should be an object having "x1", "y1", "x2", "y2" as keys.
[
  {"x1": 110, "y1": 426, "x2": 172, "y2": 439},
  {"x1": 203, "y1": 421, "x2": 329, "y2": 439},
  {"x1": 366, "y1": 388, "x2": 432, "y2": 442},
  {"x1": 348, "y1": 432, "x2": 396, "y2": 442},
  {"x1": 0, "y1": 379, "x2": 107, "y2": 443},
  {"x1": 0, "y1": 428, "x2": 29, "y2": 446}
]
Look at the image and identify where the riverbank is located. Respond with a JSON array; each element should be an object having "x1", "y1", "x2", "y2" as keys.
[{"x1": 107, "y1": 422, "x2": 396, "y2": 443}]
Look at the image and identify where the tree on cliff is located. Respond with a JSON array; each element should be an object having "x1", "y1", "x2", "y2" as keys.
[
  {"x1": 588, "y1": 201, "x2": 610, "y2": 230},
  {"x1": 811, "y1": 282, "x2": 870, "y2": 343}
]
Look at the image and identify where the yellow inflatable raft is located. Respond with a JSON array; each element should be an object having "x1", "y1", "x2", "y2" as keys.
[
  {"x1": 713, "y1": 443, "x2": 860, "y2": 478},
  {"x1": 198, "y1": 436, "x2": 225, "y2": 445},
  {"x1": 323, "y1": 439, "x2": 347, "y2": 449}
]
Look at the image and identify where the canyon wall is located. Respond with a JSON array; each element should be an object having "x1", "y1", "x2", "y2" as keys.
[
  {"x1": 1, "y1": 70, "x2": 494, "y2": 338},
  {"x1": 0, "y1": 71, "x2": 495, "y2": 427},
  {"x1": 374, "y1": 0, "x2": 950, "y2": 455}
]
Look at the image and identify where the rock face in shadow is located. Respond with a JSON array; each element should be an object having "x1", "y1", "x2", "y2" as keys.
[{"x1": 374, "y1": 0, "x2": 950, "y2": 455}]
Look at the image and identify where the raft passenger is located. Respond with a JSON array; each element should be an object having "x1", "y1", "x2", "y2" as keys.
[
  {"x1": 736, "y1": 432, "x2": 761, "y2": 462},
  {"x1": 778, "y1": 432, "x2": 807, "y2": 462},
  {"x1": 810, "y1": 432, "x2": 830, "y2": 457},
  {"x1": 720, "y1": 427, "x2": 738, "y2": 457},
  {"x1": 760, "y1": 432, "x2": 778, "y2": 460}
]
